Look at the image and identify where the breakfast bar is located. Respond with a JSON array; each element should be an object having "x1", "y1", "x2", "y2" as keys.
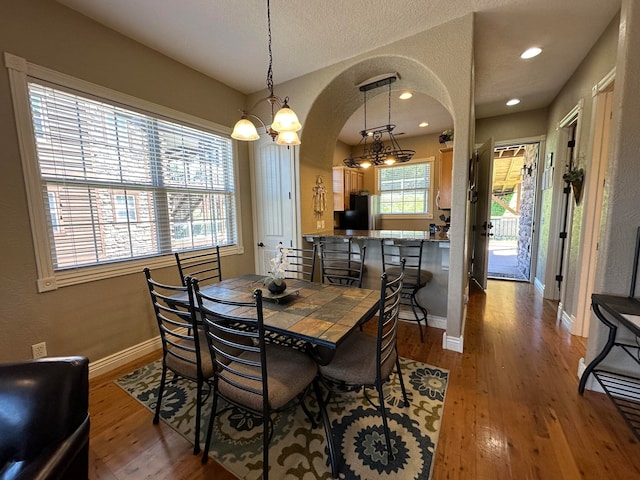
[{"x1": 303, "y1": 229, "x2": 450, "y2": 322}]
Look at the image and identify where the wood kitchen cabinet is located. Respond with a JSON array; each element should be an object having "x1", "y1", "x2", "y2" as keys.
[
  {"x1": 438, "y1": 147, "x2": 453, "y2": 210},
  {"x1": 333, "y1": 167, "x2": 364, "y2": 211}
]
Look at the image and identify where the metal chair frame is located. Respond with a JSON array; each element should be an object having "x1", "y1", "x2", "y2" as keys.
[
  {"x1": 192, "y1": 278, "x2": 336, "y2": 478},
  {"x1": 381, "y1": 239, "x2": 430, "y2": 342},
  {"x1": 281, "y1": 244, "x2": 318, "y2": 281},
  {"x1": 174, "y1": 246, "x2": 222, "y2": 286},
  {"x1": 319, "y1": 263, "x2": 409, "y2": 459},
  {"x1": 144, "y1": 267, "x2": 211, "y2": 455},
  {"x1": 319, "y1": 238, "x2": 366, "y2": 288}
]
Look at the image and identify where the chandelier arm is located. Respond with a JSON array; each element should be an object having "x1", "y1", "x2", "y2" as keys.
[{"x1": 244, "y1": 112, "x2": 268, "y2": 131}]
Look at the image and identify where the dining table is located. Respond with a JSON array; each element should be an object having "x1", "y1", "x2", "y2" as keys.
[
  {"x1": 176, "y1": 273, "x2": 380, "y2": 361},
  {"x1": 172, "y1": 273, "x2": 381, "y2": 478}
]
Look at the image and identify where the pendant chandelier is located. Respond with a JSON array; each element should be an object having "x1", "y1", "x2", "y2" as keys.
[
  {"x1": 231, "y1": 0, "x2": 302, "y2": 146},
  {"x1": 343, "y1": 74, "x2": 415, "y2": 168}
]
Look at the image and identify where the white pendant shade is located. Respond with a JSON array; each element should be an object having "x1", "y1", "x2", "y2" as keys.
[
  {"x1": 231, "y1": 118, "x2": 260, "y2": 141},
  {"x1": 275, "y1": 130, "x2": 301, "y2": 146},
  {"x1": 271, "y1": 107, "x2": 301, "y2": 133}
]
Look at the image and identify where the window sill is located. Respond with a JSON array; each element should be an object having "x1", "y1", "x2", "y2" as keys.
[
  {"x1": 379, "y1": 214, "x2": 433, "y2": 220},
  {"x1": 37, "y1": 245, "x2": 244, "y2": 292}
]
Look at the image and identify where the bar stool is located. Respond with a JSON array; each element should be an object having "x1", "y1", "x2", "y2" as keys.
[{"x1": 381, "y1": 239, "x2": 431, "y2": 342}]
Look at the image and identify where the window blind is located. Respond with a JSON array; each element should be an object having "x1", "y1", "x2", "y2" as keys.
[
  {"x1": 28, "y1": 81, "x2": 237, "y2": 270},
  {"x1": 378, "y1": 163, "x2": 431, "y2": 214}
]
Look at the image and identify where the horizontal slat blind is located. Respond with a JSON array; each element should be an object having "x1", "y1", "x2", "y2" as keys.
[
  {"x1": 379, "y1": 163, "x2": 431, "y2": 214},
  {"x1": 28, "y1": 81, "x2": 237, "y2": 270}
]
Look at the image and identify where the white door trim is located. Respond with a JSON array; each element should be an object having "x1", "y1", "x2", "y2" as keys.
[{"x1": 573, "y1": 69, "x2": 615, "y2": 337}]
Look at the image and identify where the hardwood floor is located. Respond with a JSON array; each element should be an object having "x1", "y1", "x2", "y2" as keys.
[{"x1": 89, "y1": 280, "x2": 640, "y2": 479}]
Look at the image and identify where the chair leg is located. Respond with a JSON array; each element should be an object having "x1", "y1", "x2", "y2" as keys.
[
  {"x1": 193, "y1": 379, "x2": 202, "y2": 455},
  {"x1": 201, "y1": 391, "x2": 218, "y2": 464},
  {"x1": 395, "y1": 357, "x2": 409, "y2": 405},
  {"x1": 299, "y1": 385, "x2": 318, "y2": 428},
  {"x1": 409, "y1": 289, "x2": 427, "y2": 343},
  {"x1": 263, "y1": 411, "x2": 270, "y2": 480},
  {"x1": 313, "y1": 378, "x2": 339, "y2": 478},
  {"x1": 153, "y1": 363, "x2": 168, "y2": 424},
  {"x1": 376, "y1": 380, "x2": 394, "y2": 460}
]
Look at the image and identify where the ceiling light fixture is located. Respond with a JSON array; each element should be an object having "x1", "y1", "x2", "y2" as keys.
[
  {"x1": 343, "y1": 74, "x2": 416, "y2": 169},
  {"x1": 419, "y1": 121, "x2": 429, "y2": 128},
  {"x1": 506, "y1": 98, "x2": 521, "y2": 106},
  {"x1": 230, "y1": 0, "x2": 301, "y2": 146},
  {"x1": 520, "y1": 47, "x2": 542, "y2": 59},
  {"x1": 399, "y1": 91, "x2": 413, "y2": 100}
]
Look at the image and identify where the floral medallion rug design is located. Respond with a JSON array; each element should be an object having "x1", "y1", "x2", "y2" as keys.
[{"x1": 115, "y1": 357, "x2": 448, "y2": 480}]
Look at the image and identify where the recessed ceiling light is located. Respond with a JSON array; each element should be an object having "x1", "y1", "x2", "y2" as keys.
[
  {"x1": 506, "y1": 98, "x2": 521, "y2": 106},
  {"x1": 521, "y1": 47, "x2": 542, "y2": 59},
  {"x1": 399, "y1": 91, "x2": 413, "y2": 100},
  {"x1": 419, "y1": 122, "x2": 429, "y2": 128}
]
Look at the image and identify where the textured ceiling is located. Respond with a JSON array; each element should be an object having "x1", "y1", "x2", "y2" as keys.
[{"x1": 57, "y1": 0, "x2": 621, "y2": 144}]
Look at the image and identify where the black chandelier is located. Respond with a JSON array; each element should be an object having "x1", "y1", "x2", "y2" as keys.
[{"x1": 343, "y1": 74, "x2": 415, "y2": 169}]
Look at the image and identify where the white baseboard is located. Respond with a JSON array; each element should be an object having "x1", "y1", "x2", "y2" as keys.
[
  {"x1": 534, "y1": 277, "x2": 545, "y2": 295},
  {"x1": 561, "y1": 310, "x2": 574, "y2": 332},
  {"x1": 89, "y1": 335, "x2": 162, "y2": 379},
  {"x1": 398, "y1": 311, "x2": 447, "y2": 330},
  {"x1": 442, "y1": 332, "x2": 464, "y2": 353}
]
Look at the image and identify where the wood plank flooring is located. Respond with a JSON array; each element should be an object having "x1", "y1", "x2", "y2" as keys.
[{"x1": 88, "y1": 280, "x2": 640, "y2": 479}]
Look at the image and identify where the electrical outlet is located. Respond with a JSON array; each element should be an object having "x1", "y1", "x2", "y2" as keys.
[{"x1": 32, "y1": 342, "x2": 47, "y2": 359}]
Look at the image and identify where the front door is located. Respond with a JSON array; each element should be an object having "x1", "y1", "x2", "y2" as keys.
[
  {"x1": 471, "y1": 138, "x2": 494, "y2": 290},
  {"x1": 251, "y1": 136, "x2": 297, "y2": 275}
]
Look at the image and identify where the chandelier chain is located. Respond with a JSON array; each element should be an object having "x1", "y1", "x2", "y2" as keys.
[
  {"x1": 266, "y1": 0, "x2": 274, "y2": 96},
  {"x1": 388, "y1": 83, "x2": 392, "y2": 125}
]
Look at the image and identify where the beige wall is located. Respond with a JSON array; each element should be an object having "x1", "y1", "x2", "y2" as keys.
[
  {"x1": 588, "y1": 0, "x2": 640, "y2": 367},
  {"x1": 0, "y1": 0, "x2": 255, "y2": 363},
  {"x1": 540, "y1": 12, "x2": 619, "y2": 314},
  {"x1": 249, "y1": 15, "x2": 475, "y2": 341},
  {"x1": 475, "y1": 107, "x2": 549, "y2": 145}
]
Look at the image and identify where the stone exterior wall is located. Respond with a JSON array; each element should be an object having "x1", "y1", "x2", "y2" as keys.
[{"x1": 517, "y1": 144, "x2": 539, "y2": 279}]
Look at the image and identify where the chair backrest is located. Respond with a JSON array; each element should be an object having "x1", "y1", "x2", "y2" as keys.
[
  {"x1": 381, "y1": 239, "x2": 426, "y2": 288},
  {"x1": 282, "y1": 244, "x2": 317, "y2": 281},
  {"x1": 174, "y1": 246, "x2": 222, "y2": 287},
  {"x1": 319, "y1": 238, "x2": 366, "y2": 288},
  {"x1": 144, "y1": 268, "x2": 205, "y2": 382},
  {"x1": 191, "y1": 277, "x2": 269, "y2": 413},
  {"x1": 376, "y1": 261, "x2": 405, "y2": 380}
]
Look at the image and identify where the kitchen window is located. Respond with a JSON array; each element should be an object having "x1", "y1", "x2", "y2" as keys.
[
  {"x1": 6, "y1": 53, "x2": 241, "y2": 291},
  {"x1": 378, "y1": 160, "x2": 433, "y2": 216}
]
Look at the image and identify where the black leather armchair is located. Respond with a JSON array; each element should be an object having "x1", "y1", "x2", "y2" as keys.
[{"x1": 0, "y1": 356, "x2": 90, "y2": 480}]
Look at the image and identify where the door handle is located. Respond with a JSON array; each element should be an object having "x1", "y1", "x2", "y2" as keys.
[{"x1": 257, "y1": 242, "x2": 265, "y2": 247}]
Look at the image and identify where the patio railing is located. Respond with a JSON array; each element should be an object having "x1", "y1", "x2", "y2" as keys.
[{"x1": 491, "y1": 216, "x2": 519, "y2": 240}]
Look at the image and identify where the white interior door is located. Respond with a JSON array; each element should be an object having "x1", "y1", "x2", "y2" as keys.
[
  {"x1": 472, "y1": 138, "x2": 494, "y2": 290},
  {"x1": 251, "y1": 136, "x2": 296, "y2": 275}
]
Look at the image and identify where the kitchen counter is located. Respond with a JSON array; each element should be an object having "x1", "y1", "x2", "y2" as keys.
[
  {"x1": 303, "y1": 229, "x2": 449, "y2": 242},
  {"x1": 302, "y1": 229, "x2": 450, "y2": 324}
]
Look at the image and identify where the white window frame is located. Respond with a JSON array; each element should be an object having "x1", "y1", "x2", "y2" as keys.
[
  {"x1": 376, "y1": 157, "x2": 434, "y2": 220},
  {"x1": 5, "y1": 52, "x2": 244, "y2": 292}
]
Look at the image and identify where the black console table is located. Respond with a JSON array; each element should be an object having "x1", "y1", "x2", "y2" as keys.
[{"x1": 578, "y1": 293, "x2": 640, "y2": 440}]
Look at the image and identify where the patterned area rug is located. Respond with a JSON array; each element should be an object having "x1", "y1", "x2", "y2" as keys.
[{"x1": 115, "y1": 357, "x2": 448, "y2": 480}]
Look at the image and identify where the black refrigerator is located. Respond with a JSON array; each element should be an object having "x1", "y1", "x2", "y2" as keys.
[{"x1": 338, "y1": 194, "x2": 376, "y2": 230}]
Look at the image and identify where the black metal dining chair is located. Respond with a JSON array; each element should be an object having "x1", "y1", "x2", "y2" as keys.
[
  {"x1": 282, "y1": 244, "x2": 318, "y2": 281},
  {"x1": 143, "y1": 267, "x2": 213, "y2": 455},
  {"x1": 174, "y1": 246, "x2": 222, "y2": 287},
  {"x1": 381, "y1": 239, "x2": 431, "y2": 342},
  {"x1": 318, "y1": 262, "x2": 408, "y2": 459},
  {"x1": 191, "y1": 277, "x2": 334, "y2": 479},
  {"x1": 319, "y1": 237, "x2": 366, "y2": 288}
]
